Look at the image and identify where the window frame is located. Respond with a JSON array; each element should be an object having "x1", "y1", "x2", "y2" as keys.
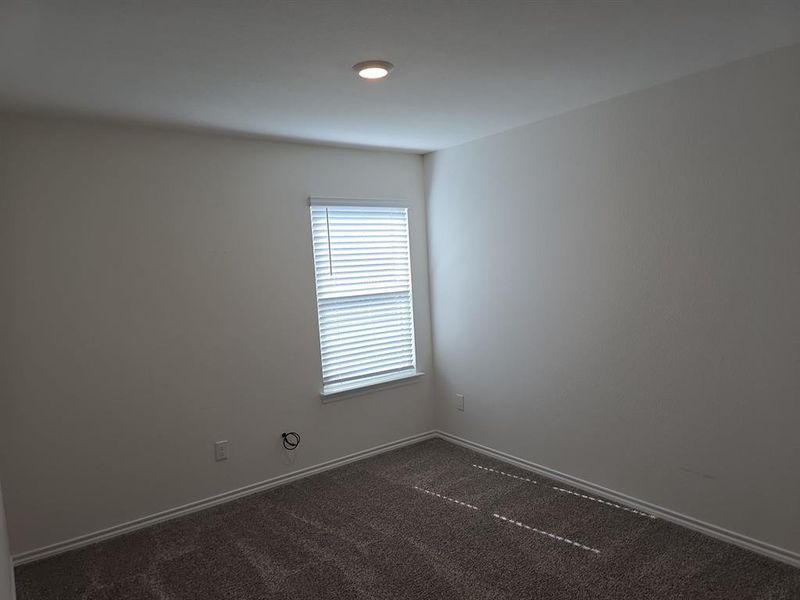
[{"x1": 308, "y1": 197, "x2": 423, "y2": 400}]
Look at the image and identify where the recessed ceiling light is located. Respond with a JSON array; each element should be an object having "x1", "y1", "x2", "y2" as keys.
[{"x1": 353, "y1": 60, "x2": 393, "y2": 80}]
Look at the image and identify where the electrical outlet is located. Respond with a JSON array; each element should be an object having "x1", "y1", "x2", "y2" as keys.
[
  {"x1": 456, "y1": 393, "x2": 465, "y2": 411},
  {"x1": 214, "y1": 440, "x2": 229, "y2": 461}
]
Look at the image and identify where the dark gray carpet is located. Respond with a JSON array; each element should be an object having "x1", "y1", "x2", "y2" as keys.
[{"x1": 15, "y1": 439, "x2": 800, "y2": 599}]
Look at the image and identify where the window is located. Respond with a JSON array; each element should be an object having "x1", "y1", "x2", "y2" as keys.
[{"x1": 310, "y1": 199, "x2": 418, "y2": 396}]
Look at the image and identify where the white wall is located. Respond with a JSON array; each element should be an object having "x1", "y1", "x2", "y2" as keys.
[
  {"x1": 0, "y1": 116, "x2": 434, "y2": 555},
  {"x1": 0, "y1": 482, "x2": 14, "y2": 600},
  {"x1": 425, "y1": 44, "x2": 800, "y2": 554}
]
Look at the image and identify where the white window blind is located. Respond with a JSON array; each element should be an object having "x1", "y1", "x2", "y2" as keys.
[{"x1": 310, "y1": 203, "x2": 417, "y2": 395}]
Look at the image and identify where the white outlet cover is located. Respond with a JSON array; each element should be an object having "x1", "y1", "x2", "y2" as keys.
[
  {"x1": 214, "y1": 440, "x2": 229, "y2": 461},
  {"x1": 456, "y1": 394, "x2": 465, "y2": 411}
]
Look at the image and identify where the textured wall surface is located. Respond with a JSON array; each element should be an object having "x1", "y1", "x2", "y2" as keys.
[
  {"x1": 425, "y1": 45, "x2": 800, "y2": 554},
  {"x1": 0, "y1": 116, "x2": 434, "y2": 555}
]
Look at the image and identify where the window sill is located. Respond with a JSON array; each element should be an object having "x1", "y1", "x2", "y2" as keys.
[{"x1": 321, "y1": 371, "x2": 425, "y2": 403}]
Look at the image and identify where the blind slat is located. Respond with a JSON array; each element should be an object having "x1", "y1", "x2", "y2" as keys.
[
  {"x1": 311, "y1": 205, "x2": 416, "y2": 391},
  {"x1": 323, "y1": 358, "x2": 416, "y2": 383}
]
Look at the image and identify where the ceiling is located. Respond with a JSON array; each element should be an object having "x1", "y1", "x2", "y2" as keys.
[{"x1": 1, "y1": 1, "x2": 799, "y2": 153}]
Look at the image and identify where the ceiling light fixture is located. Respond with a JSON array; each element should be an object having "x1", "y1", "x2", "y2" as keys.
[{"x1": 353, "y1": 60, "x2": 393, "y2": 80}]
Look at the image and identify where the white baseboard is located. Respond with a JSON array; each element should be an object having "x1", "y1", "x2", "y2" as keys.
[
  {"x1": 12, "y1": 430, "x2": 438, "y2": 566},
  {"x1": 13, "y1": 429, "x2": 800, "y2": 570},
  {"x1": 435, "y1": 430, "x2": 800, "y2": 569}
]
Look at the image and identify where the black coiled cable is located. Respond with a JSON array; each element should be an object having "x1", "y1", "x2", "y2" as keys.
[{"x1": 282, "y1": 431, "x2": 300, "y2": 450}]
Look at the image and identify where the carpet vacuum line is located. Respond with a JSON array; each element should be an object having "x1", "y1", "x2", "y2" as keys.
[
  {"x1": 413, "y1": 485, "x2": 601, "y2": 554},
  {"x1": 471, "y1": 464, "x2": 655, "y2": 519}
]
